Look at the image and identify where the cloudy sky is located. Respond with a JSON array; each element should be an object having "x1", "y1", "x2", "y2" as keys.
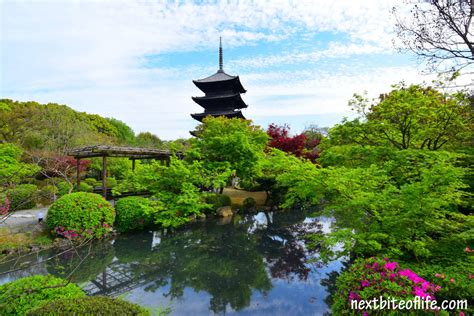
[{"x1": 1, "y1": 0, "x2": 439, "y2": 139}]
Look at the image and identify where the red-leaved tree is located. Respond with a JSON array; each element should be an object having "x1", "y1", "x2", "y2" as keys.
[{"x1": 267, "y1": 124, "x2": 320, "y2": 162}]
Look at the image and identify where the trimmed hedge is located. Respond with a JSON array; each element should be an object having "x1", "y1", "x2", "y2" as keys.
[
  {"x1": 7, "y1": 184, "x2": 38, "y2": 210},
  {"x1": 115, "y1": 197, "x2": 153, "y2": 232},
  {"x1": 0, "y1": 275, "x2": 85, "y2": 315},
  {"x1": 27, "y1": 296, "x2": 150, "y2": 316},
  {"x1": 46, "y1": 192, "x2": 115, "y2": 239}
]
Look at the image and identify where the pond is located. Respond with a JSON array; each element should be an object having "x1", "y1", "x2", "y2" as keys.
[{"x1": 0, "y1": 210, "x2": 345, "y2": 315}]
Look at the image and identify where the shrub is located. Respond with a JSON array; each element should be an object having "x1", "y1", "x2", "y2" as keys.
[
  {"x1": 242, "y1": 197, "x2": 257, "y2": 209},
  {"x1": 27, "y1": 296, "x2": 150, "y2": 316},
  {"x1": 56, "y1": 181, "x2": 72, "y2": 197},
  {"x1": 74, "y1": 182, "x2": 93, "y2": 193},
  {"x1": 333, "y1": 257, "x2": 443, "y2": 315},
  {"x1": 83, "y1": 178, "x2": 99, "y2": 187},
  {"x1": 115, "y1": 196, "x2": 154, "y2": 232},
  {"x1": 106, "y1": 177, "x2": 117, "y2": 188},
  {"x1": 0, "y1": 275, "x2": 84, "y2": 315},
  {"x1": 46, "y1": 192, "x2": 115, "y2": 239},
  {"x1": 204, "y1": 193, "x2": 231, "y2": 211},
  {"x1": 39, "y1": 185, "x2": 58, "y2": 205},
  {"x1": 7, "y1": 184, "x2": 38, "y2": 210}
]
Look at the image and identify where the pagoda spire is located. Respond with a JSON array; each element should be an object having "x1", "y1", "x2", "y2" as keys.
[{"x1": 218, "y1": 37, "x2": 223, "y2": 72}]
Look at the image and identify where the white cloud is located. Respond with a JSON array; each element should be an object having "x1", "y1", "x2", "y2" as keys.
[{"x1": 1, "y1": 0, "x2": 429, "y2": 140}]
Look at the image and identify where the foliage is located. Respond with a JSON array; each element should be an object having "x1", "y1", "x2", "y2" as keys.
[
  {"x1": 27, "y1": 296, "x2": 151, "y2": 316},
  {"x1": 105, "y1": 117, "x2": 135, "y2": 145},
  {"x1": 135, "y1": 131, "x2": 163, "y2": 148},
  {"x1": 117, "y1": 158, "x2": 213, "y2": 228},
  {"x1": 324, "y1": 83, "x2": 473, "y2": 151},
  {"x1": 203, "y1": 193, "x2": 231, "y2": 211},
  {"x1": 7, "y1": 184, "x2": 38, "y2": 210},
  {"x1": 83, "y1": 178, "x2": 99, "y2": 187},
  {"x1": 392, "y1": 0, "x2": 474, "y2": 72},
  {"x1": 0, "y1": 275, "x2": 85, "y2": 315},
  {"x1": 242, "y1": 197, "x2": 257, "y2": 209},
  {"x1": 0, "y1": 143, "x2": 40, "y2": 187},
  {"x1": 307, "y1": 150, "x2": 471, "y2": 261},
  {"x1": 267, "y1": 124, "x2": 320, "y2": 161},
  {"x1": 333, "y1": 257, "x2": 442, "y2": 315},
  {"x1": 115, "y1": 196, "x2": 153, "y2": 232},
  {"x1": 46, "y1": 192, "x2": 115, "y2": 239},
  {"x1": 33, "y1": 154, "x2": 91, "y2": 194},
  {"x1": 403, "y1": 262, "x2": 474, "y2": 312},
  {"x1": 189, "y1": 116, "x2": 269, "y2": 183},
  {"x1": 89, "y1": 157, "x2": 132, "y2": 180}
]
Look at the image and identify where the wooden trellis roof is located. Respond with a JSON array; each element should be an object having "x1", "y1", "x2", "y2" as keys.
[{"x1": 68, "y1": 145, "x2": 182, "y2": 159}]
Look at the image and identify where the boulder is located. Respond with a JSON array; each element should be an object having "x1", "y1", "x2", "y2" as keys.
[{"x1": 216, "y1": 206, "x2": 233, "y2": 217}]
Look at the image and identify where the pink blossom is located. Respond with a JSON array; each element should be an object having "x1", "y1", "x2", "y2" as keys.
[
  {"x1": 413, "y1": 286, "x2": 429, "y2": 298},
  {"x1": 389, "y1": 273, "x2": 396, "y2": 281},
  {"x1": 450, "y1": 278, "x2": 455, "y2": 283},
  {"x1": 361, "y1": 280, "x2": 370, "y2": 287},
  {"x1": 384, "y1": 262, "x2": 398, "y2": 271},
  {"x1": 348, "y1": 291, "x2": 360, "y2": 301}
]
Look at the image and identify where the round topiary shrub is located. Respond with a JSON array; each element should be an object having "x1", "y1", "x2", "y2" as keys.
[
  {"x1": 46, "y1": 192, "x2": 115, "y2": 239},
  {"x1": 115, "y1": 196, "x2": 153, "y2": 232},
  {"x1": 7, "y1": 184, "x2": 38, "y2": 210},
  {"x1": 242, "y1": 197, "x2": 257, "y2": 210},
  {"x1": 27, "y1": 296, "x2": 150, "y2": 316},
  {"x1": 0, "y1": 275, "x2": 85, "y2": 315}
]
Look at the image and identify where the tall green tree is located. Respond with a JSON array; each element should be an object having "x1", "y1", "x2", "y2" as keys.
[
  {"x1": 323, "y1": 83, "x2": 473, "y2": 151},
  {"x1": 189, "y1": 117, "x2": 269, "y2": 182}
]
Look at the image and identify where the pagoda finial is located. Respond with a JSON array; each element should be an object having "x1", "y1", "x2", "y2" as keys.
[{"x1": 218, "y1": 36, "x2": 223, "y2": 72}]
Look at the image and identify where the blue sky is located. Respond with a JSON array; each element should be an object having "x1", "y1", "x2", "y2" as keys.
[{"x1": 0, "y1": 0, "x2": 441, "y2": 139}]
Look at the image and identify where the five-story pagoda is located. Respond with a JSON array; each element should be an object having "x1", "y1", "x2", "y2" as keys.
[{"x1": 191, "y1": 38, "x2": 248, "y2": 124}]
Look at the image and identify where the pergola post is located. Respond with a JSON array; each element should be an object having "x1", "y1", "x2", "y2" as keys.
[
  {"x1": 102, "y1": 155, "x2": 107, "y2": 199},
  {"x1": 132, "y1": 159, "x2": 136, "y2": 172},
  {"x1": 76, "y1": 158, "x2": 81, "y2": 192}
]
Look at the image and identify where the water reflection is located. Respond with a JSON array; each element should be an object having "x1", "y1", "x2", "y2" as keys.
[{"x1": 0, "y1": 210, "x2": 344, "y2": 315}]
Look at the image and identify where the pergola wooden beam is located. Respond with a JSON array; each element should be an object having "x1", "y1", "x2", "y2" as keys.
[{"x1": 67, "y1": 145, "x2": 182, "y2": 199}]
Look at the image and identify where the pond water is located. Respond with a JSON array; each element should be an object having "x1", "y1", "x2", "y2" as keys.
[{"x1": 0, "y1": 210, "x2": 345, "y2": 315}]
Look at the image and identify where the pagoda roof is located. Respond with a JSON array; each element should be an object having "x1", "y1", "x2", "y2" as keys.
[
  {"x1": 193, "y1": 70, "x2": 246, "y2": 93},
  {"x1": 194, "y1": 70, "x2": 236, "y2": 83},
  {"x1": 190, "y1": 110, "x2": 245, "y2": 122},
  {"x1": 192, "y1": 93, "x2": 247, "y2": 109}
]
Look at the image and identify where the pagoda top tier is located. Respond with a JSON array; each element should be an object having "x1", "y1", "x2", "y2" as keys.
[{"x1": 192, "y1": 37, "x2": 246, "y2": 94}]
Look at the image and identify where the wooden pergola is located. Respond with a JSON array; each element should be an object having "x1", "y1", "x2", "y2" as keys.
[{"x1": 68, "y1": 145, "x2": 182, "y2": 199}]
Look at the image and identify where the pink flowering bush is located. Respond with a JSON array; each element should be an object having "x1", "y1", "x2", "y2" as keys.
[
  {"x1": 333, "y1": 257, "x2": 441, "y2": 315},
  {"x1": 46, "y1": 192, "x2": 115, "y2": 239}
]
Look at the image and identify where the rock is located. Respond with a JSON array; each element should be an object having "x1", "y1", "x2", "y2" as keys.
[{"x1": 216, "y1": 206, "x2": 233, "y2": 217}]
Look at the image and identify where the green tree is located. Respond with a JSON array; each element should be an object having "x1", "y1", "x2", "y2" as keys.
[
  {"x1": 135, "y1": 132, "x2": 163, "y2": 148},
  {"x1": 189, "y1": 117, "x2": 269, "y2": 183},
  {"x1": 105, "y1": 118, "x2": 135, "y2": 145},
  {"x1": 0, "y1": 143, "x2": 39, "y2": 187},
  {"x1": 324, "y1": 83, "x2": 473, "y2": 151}
]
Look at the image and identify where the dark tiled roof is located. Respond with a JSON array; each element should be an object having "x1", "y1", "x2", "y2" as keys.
[{"x1": 193, "y1": 70, "x2": 237, "y2": 83}]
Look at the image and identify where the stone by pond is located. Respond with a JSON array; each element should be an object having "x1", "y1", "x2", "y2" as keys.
[{"x1": 0, "y1": 209, "x2": 345, "y2": 315}]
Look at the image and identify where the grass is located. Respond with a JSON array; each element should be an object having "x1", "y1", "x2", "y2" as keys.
[{"x1": 0, "y1": 227, "x2": 53, "y2": 256}]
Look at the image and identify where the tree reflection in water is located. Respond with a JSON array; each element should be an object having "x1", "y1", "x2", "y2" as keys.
[{"x1": 44, "y1": 210, "x2": 326, "y2": 314}]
